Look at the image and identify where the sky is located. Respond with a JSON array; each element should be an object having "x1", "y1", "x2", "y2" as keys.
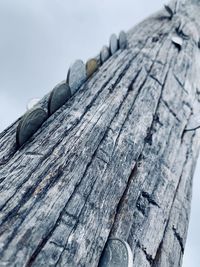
[{"x1": 0, "y1": 0, "x2": 199, "y2": 266}]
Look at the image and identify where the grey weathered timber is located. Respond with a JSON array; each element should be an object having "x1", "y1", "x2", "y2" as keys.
[{"x1": 0, "y1": 0, "x2": 200, "y2": 266}]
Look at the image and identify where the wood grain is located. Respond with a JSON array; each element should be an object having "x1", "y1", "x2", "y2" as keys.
[{"x1": 0, "y1": 1, "x2": 200, "y2": 266}]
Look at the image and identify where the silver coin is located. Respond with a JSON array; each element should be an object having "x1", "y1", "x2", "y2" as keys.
[
  {"x1": 109, "y1": 34, "x2": 119, "y2": 55},
  {"x1": 119, "y1": 31, "x2": 128, "y2": 49},
  {"x1": 86, "y1": 58, "x2": 98, "y2": 78},
  {"x1": 26, "y1": 98, "x2": 40, "y2": 110},
  {"x1": 16, "y1": 108, "x2": 48, "y2": 147},
  {"x1": 66, "y1": 59, "x2": 86, "y2": 95},
  {"x1": 48, "y1": 82, "x2": 71, "y2": 115},
  {"x1": 100, "y1": 46, "x2": 110, "y2": 64},
  {"x1": 99, "y1": 238, "x2": 133, "y2": 267}
]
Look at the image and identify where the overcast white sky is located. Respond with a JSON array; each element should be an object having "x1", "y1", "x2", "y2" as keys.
[{"x1": 0, "y1": 0, "x2": 199, "y2": 266}]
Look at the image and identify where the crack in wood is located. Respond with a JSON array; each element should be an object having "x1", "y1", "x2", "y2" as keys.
[
  {"x1": 0, "y1": 4, "x2": 200, "y2": 266},
  {"x1": 172, "y1": 225, "x2": 184, "y2": 254}
]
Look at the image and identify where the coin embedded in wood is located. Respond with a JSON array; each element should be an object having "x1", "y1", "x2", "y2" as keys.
[
  {"x1": 66, "y1": 59, "x2": 86, "y2": 95},
  {"x1": 109, "y1": 34, "x2": 119, "y2": 55},
  {"x1": 99, "y1": 238, "x2": 133, "y2": 267},
  {"x1": 16, "y1": 108, "x2": 48, "y2": 147},
  {"x1": 86, "y1": 58, "x2": 98, "y2": 78},
  {"x1": 27, "y1": 98, "x2": 40, "y2": 110},
  {"x1": 119, "y1": 31, "x2": 128, "y2": 49},
  {"x1": 100, "y1": 46, "x2": 110, "y2": 64},
  {"x1": 171, "y1": 35, "x2": 183, "y2": 50},
  {"x1": 48, "y1": 82, "x2": 71, "y2": 115}
]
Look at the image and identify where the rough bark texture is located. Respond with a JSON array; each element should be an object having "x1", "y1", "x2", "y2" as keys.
[{"x1": 0, "y1": 1, "x2": 200, "y2": 266}]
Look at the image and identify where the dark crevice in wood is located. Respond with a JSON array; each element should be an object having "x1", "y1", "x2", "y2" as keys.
[
  {"x1": 157, "y1": 15, "x2": 173, "y2": 21},
  {"x1": 53, "y1": 65, "x2": 152, "y2": 265},
  {"x1": 172, "y1": 225, "x2": 184, "y2": 254},
  {"x1": 0, "y1": 51, "x2": 133, "y2": 168},
  {"x1": 25, "y1": 221, "x2": 63, "y2": 267},
  {"x1": 0, "y1": 9, "x2": 167, "y2": 172},
  {"x1": 151, "y1": 240, "x2": 163, "y2": 267},
  {"x1": 0, "y1": 166, "x2": 64, "y2": 256},
  {"x1": 161, "y1": 99, "x2": 181, "y2": 122},
  {"x1": 0, "y1": 40, "x2": 148, "y2": 260},
  {"x1": 24, "y1": 58, "x2": 143, "y2": 267},
  {"x1": 127, "y1": 33, "x2": 185, "y2": 264},
  {"x1": 137, "y1": 241, "x2": 154, "y2": 265},
  {"x1": 0, "y1": 5, "x2": 199, "y2": 266},
  {"x1": 134, "y1": 50, "x2": 174, "y2": 193},
  {"x1": 141, "y1": 192, "x2": 160, "y2": 208},
  {"x1": 149, "y1": 74, "x2": 163, "y2": 86},
  {"x1": 181, "y1": 111, "x2": 193, "y2": 142},
  {"x1": 152, "y1": 132, "x2": 196, "y2": 266},
  {"x1": 184, "y1": 125, "x2": 200, "y2": 132},
  {"x1": 182, "y1": 100, "x2": 193, "y2": 113},
  {"x1": 175, "y1": 24, "x2": 190, "y2": 41},
  {"x1": 25, "y1": 138, "x2": 108, "y2": 266},
  {"x1": 0, "y1": 141, "x2": 60, "y2": 211},
  {"x1": 173, "y1": 73, "x2": 189, "y2": 94},
  {"x1": 62, "y1": 212, "x2": 79, "y2": 223},
  {"x1": 144, "y1": 127, "x2": 154, "y2": 146},
  {"x1": 173, "y1": 41, "x2": 191, "y2": 89},
  {"x1": 153, "y1": 113, "x2": 164, "y2": 127},
  {"x1": 104, "y1": 33, "x2": 172, "y2": 237},
  {"x1": 115, "y1": 45, "x2": 177, "y2": 262},
  {"x1": 52, "y1": 35, "x2": 168, "y2": 264},
  {"x1": 164, "y1": 5, "x2": 174, "y2": 19},
  {"x1": 0, "y1": 53, "x2": 135, "y2": 217},
  {"x1": 127, "y1": 68, "x2": 142, "y2": 91},
  {"x1": 49, "y1": 241, "x2": 64, "y2": 250},
  {"x1": 112, "y1": 163, "x2": 138, "y2": 221},
  {"x1": 136, "y1": 190, "x2": 160, "y2": 218}
]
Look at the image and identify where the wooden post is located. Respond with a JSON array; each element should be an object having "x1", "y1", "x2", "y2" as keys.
[{"x1": 0, "y1": 1, "x2": 200, "y2": 266}]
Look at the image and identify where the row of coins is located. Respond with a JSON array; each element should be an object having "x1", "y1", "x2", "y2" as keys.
[{"x1": 16, "y1": 31, "x2": 128, "y2": 147}]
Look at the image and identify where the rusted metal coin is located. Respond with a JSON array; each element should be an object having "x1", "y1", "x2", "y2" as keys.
[{"x1": 86, "y1": 58, "x2": 98, "y2": 78}]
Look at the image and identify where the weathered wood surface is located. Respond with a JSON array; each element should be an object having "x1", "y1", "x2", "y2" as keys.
[{"x1": 0, "y1": 1, "x2": 200, "y2": 266}]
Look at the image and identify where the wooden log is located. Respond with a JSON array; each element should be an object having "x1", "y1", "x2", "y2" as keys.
[{"x1": 0, "y1": 1, "x2": 200, "y2": 266}]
